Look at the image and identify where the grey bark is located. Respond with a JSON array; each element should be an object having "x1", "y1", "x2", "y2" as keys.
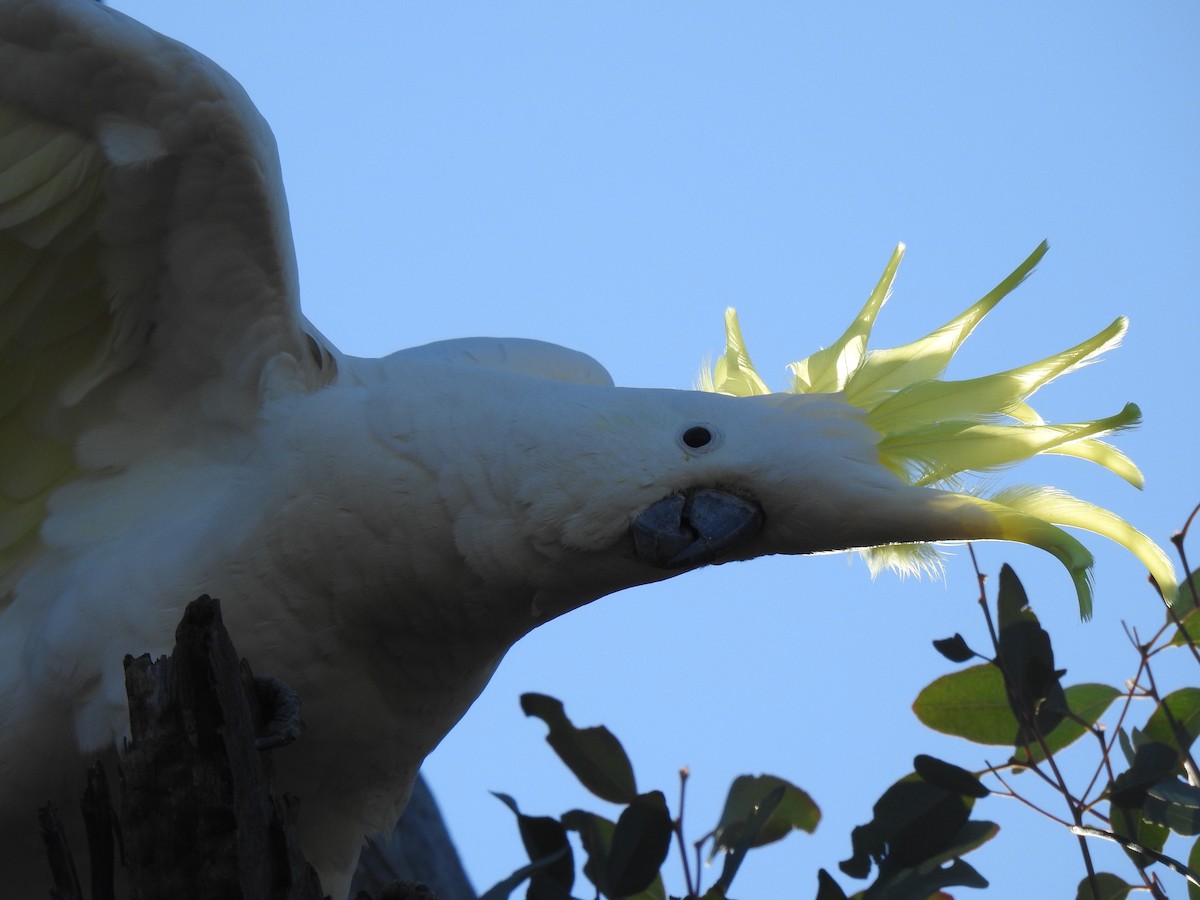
[{"x1": 39, "y1": 596, "x2": 478, "y2": 900}]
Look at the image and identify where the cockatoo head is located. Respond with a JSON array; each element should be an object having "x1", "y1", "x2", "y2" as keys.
[{"x1": 366, "y1": 242, "x2": 1175, "y2": 632}]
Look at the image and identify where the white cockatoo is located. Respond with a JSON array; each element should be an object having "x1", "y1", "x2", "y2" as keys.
[{"x1": 0, "y1": 1, "x2": 1176, "y2": 896}]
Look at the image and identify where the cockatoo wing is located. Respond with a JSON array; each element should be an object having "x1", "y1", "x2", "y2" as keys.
[{"x1": 0, "y1": 0, "x2": 335, "y2": 599}]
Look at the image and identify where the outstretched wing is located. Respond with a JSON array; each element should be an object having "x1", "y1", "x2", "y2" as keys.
[{"x1": 0, "y1": 0, "x2": 336, "y2": 598}]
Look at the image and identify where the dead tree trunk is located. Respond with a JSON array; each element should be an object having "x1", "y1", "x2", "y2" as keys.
[
  {"x1": 41, "y1": 595, "x2": 477, "y2": 900},
  {"x1": 118, "y1": 595, "x2": 325, "y2": 900}
]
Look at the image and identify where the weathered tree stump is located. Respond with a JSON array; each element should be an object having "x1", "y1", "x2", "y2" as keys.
[
  {"x1": 40, "y1": 595, "x2": 476, "y2": 900},
  {"x1": 118, "y1": 595, "x2": 325, "y2": 899}
]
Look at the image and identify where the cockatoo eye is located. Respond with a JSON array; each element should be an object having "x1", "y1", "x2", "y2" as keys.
[{"x1": 679, "y1": 424, "x2": 719, "y2": 452}]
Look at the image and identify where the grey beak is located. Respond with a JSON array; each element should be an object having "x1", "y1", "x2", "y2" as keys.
[{"x1": 632, "y1": 488, "x2": 763, "y2": 569}]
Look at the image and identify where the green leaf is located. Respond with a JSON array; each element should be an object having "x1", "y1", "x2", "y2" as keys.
[
  {"x1": 913, "y1": 755, "x2": 989, "y2": 799},
  {"x1": 914, "y1": 664, "x2": 1016, "y2": 745},
  {"x1": 1140, "y1": 688, "x2": 1200, "y2": 756},
  {"x1": 917, "y1": 819, "x2": 999, "y2": 872},
  {"x1": 710, "y1": 774, "x2": 820, "y2": 858},
  {"x1": 1168, "y1": 567, "x2": 1200, "y2": 636},
  {"x1": 1144, "y1": 779, "x2": 1200, "y2": 836},
  {"x1": 996, "y1": 561, "x2": 1033, "y2": 629},
  {"x1": 1110, "y1": 743, "x2": 1178, "y2": 808},
  {"x1": 1074, "y1": 872, "x2": 1134, "y2": 900},
  {"x1": 607, "y1": 791, "x2": 673, "y2": 898},
  {"x1": 867, "y1": 857, "x2": 989, "y2": 899},
  {"x1": 1012, "y1": 682, "x2": 1120, "y2": 765},
  {"x1": 562, "y1": 810, "x2": 616, "y2": 897},
  {"x1": 932, "y1": 633, "x2": 974, "y2": 663},
  {"x1": 1109, "y1": 743, "x2": 1175, "y2": 869},
  {"x1": 479, "y1": 849, "x2": 573, "y2": 900},
  {"x1": 491, "y1": 792, "x2": 575, "y2": 892},
  {"x1": 995, "y1": 564, "x2": 1069, "y2": 743},
  {"x1": 815, "y1": 868, "x2": 849, "y2": 900},
  {"x1": 1118, "y1": 727, "x2": 1136, "y2": 767},
  {"x1": 840, "y1": 774, "x2": 970, "y2": 878},
  {"x1": 913, "y1": 663, "x2": 1118, "y2": 760},
  {"x1": 521, "y1": 693, "x2": 638, "y2": 803},
  {"x1": 527, "y1": 873, "x2": 580, "y2": 900},
  {"x1": 712, "y1": 785, "x2": 785, "y2": 894}
]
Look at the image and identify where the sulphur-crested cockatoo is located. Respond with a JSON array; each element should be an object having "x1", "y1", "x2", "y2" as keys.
[{"x1": 0, "y1": 1, "x2": 1176, "y2": 896}]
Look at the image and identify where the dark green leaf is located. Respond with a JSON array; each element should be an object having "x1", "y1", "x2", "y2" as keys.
[
  {"x1": 932, "y1": 633, "x2": 974, "y2": 663},
  {"x1": 710, "y1": 774, "x2": 820, "y2": 858},
  {"x1": 1118, "y1": 728, "x2": 1136, "y2": 767},
  {"x1": 479, "y1": 849, "x2": 572, "y2": 900},
  {"x1": 916, "y1": 819, "x2": 999, "y2": 872},
  {"x1": 913, "y1": 664, "x2": 1118, "y2": 759},
  {"x1": 997, "y1": 563, "x2": 1033, "y2": 629},
  {"x1": 1110, "y1": 742, "x2": 1178, "y2": 809},
  {"x1": 521, "y1": 693, "x2": 638, "y2": 803},
  {"x1": 1012, "y1": 683, "x2": 1121, "y2": 765},
  {"x1": 563, "y1": 810, "x2": 668, "y2": 899},
  {"x1": 607, "y1": 791, "x2": 673, "y2": 897},
  {"x1": 865, "y1": 857, "x2": 988, "y2": 898},
  {"x1": 995, "y1": 565, "x2": 1068, "y2": 742},
  {"x1": 562, "y1": 810, "x2": 615, "y2": 897},
  {"x1": 1110, "y1": 750, "x2": 1172, "y2": 872},
  {"x1": 816, "y1": 869, "x2": 849, "y2": 900},
  {"x1": 527, "y1": 873, "x2": 579, "y2": 900},
  {"x1": 1169, "y1": 568, "x2": 1200, "y2": 645},
  {"x1": 913, "y1": 755, "x2": 989, "y2": 799},
  {"x1": 1140, "y1": 688, "x2": 1200, "y2": 756},
  {"x1": 491, "y1": 792, "x2": 575, "y2": 891},
  {"x1": 1074, "y1": 872, "x2": 1133, "y2": 900},
  {"x1": 712, "y1": 786, "x2": 784, "y2": 894},
  {"x1": 1144, "y1": 779, "x2": 1200, "y2": 835},
  {"x1": 839, "y1": 774, "x2": 969, "y2": 879}
]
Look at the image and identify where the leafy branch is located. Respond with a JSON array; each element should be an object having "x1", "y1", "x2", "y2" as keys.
[{"x1": 490, "y1": 501, "x2": 1200, "y2": 899}]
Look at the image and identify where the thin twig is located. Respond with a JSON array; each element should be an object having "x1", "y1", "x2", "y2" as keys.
[
  {"x1": 674, "y1": 767, "x2": 694, "y2": 896},
  {"x1": 1071, "y1": 825, "x2": 1199, "y2": 888},
  {"x1": 986, "y1": 765, "x2": 1074, "y2": 828}
]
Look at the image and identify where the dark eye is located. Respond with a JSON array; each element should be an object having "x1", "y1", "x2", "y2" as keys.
[{"x1": 681, "y1": 426, "x2": 713, "y2": 449}]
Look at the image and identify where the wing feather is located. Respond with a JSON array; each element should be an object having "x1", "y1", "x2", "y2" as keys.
[{"x1": 0, "y1": 0, "x2": 335, "y2": 599}]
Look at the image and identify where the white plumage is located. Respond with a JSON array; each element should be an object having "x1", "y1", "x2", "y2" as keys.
[{"x1": 0, "y1": 2, "x2": 1171, "y2": 897}]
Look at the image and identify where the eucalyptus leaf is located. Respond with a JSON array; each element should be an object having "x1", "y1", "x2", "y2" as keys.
[
  {"x1": 521, "y1": 693, "x2": 638, "y2": 803},
  {"x1": 710, "y1": 774, "x2": 820, "y2": 859},
  {"x1": 865, "y1": 857, "x2": 988, "y2": 899},
  {"x1": 1140, "y1": 688, "x2": 1200, "y2": 756},
  {"x1": 914, "y1": 663, "x2": 1118, "y2": 760},
  {"x1": 839, "y1": 774, "x2": 969, "y2": 879},
  {"x1": 815, "y1": 869, "x2": 849, "y2": 900},
  {"x1": 913, "y1": 755, "x2": 989, "y2": 799},
  {"x1": 713, "y1": 785, "x2": 784, "y2": 894},
  {"x1": 932, "y1": 633, "x2": 974, "y2": 663},
  {"x1": 607, "y1": 791, "x2": 672, "y2": 898},
  {"x1": 1074, "y1": 872, "x2": 1134, "y2": 900},
  {"x1": 561, "y1": 810, "x2": 615, "y2": 897},
  {"x1": 995, "y1": 565, "x2": 1068, "y2": 742},
  {"x1": 491, "y1": 792, "x2": 575, "y2": 891},
  {"x1": 478, "y1": 848, "x2": 572, "y2": 900},
  {"x1": 1168, "y1": 567, "x2": 1200, "y2": 634},
  {"x1": 1144, "y1": 779, "x2": 1200, "y2": 836}
]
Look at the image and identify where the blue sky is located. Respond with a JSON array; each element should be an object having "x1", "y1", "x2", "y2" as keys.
[{"x1": 116, "y1": 3, "x2": 1198, "y2": 896}]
